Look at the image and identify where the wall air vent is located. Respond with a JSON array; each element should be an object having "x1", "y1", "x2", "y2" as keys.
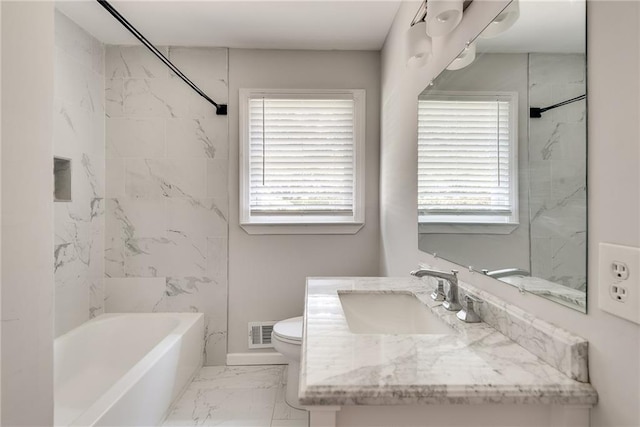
[{"x1": 248, "y1": 321, "x2": 276, "y2": 349}]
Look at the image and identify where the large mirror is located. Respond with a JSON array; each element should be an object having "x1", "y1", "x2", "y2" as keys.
[{"x1": 417, "y1": 0, "x2": 587, "y2": 312}]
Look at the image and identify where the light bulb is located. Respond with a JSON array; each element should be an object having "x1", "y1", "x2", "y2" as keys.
[
  {"x1": 480, "y1": 0, "x2": 520, "y2": 39},
  {"x1": 446, "y1": 41, "x2": 476, "y2": 71},
  {"x1": 406, "y1": 21, "x2": 432, "y2": 68},
  {"x1": 426, "y1": 0, "x2": 463, "y2": 37}
]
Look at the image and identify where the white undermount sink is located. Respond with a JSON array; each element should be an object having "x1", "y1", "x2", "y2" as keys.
[{"x1": 338, "y1": 291, "x2": 452, "y2": 334}]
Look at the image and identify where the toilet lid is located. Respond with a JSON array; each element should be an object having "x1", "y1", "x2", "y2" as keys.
[{"x1": 273, "y1": 316, "x2": 303, "y2": 342}]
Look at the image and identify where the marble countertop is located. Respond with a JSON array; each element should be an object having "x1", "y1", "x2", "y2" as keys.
[{"x1": 299, "y1": 277, "x2": 598, "y2": 406}]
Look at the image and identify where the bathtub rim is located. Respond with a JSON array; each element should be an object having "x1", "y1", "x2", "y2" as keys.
[{"x1": 55, "y1": 312, "x2": 204, "y2": 427}]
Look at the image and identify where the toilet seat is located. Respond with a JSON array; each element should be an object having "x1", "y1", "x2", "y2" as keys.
[{"x1": 273, "y1": 316, "x2": 303, "y2": 343}]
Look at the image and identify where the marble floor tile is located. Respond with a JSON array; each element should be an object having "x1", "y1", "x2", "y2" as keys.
[
  {"x1": 163, "y1": 387, "x2": 276, "y2": 427},
  {"x1": 162, "y1": 365, "x2": 309, "y2": 427}
]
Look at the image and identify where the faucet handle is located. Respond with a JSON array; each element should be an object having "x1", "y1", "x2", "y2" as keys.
[
  {"x1": 451, "y1": 269, "x2": 459, "y2": 276},
  {"x1": 465, "y1": 293, "x2": 482, "y2": 301},
  {"x1": 457, "y1": 294, "x2": 483, "y2": 323},
  {"x1": 463, "y1": 295, "x2": 483, "y2": 315},
  {"x1": 464, "y1": 294, "x2": 483, "y2": 307}
]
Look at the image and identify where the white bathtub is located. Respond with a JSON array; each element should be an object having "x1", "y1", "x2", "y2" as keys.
[{"x1": 54, "y1": 313, "x2": 204, "y2": 426}]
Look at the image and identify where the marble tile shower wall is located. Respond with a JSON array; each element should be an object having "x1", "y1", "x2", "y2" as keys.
[
  {"x1": 104, "y1": 46, "x2": 229, "y2": 365},
  {"x1": 54, "y1": 11, "x2": 106, "y2": 337},
  {"x1": 528, "y1": 53, "x2": 587, "y2": 291}
]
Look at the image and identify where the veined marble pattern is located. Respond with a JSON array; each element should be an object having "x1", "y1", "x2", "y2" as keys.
[
  {"x1": 166, "y1": 118, "x2": 228, "y2": 159},
  {"x1": 106, "y1": 45, "x2": 169, "y2": 79},
  {"x1": 104, "y1": 277, "x2": 166, "y2": 312},
  {"x1": 300, "y1": 277, "x2": 597, "y2": 406},
  {"x1": 454, "y1": 276, "x2": 589, "y2": 382},
  {"x1": 104, "y1": 45, "x2": 229, "y2": 365},
  {"x1": 528, "y1": 53, "x2": 586, "y2": 292},
  {"x1": 163, "y1": 366, "x2": 308, "y2": 427},
  {"x1": 125, "y1": 158, "x2": 208, "y2": 198},
  {"x1": 125, "y1": 231, "x2": 208, "y2": 277},
  {"x1": 54, "y1": 10, "x2": 105, "y2": 336},
  {"x1": 106, "y1": 118, "x2": 165, "y2": 158}
]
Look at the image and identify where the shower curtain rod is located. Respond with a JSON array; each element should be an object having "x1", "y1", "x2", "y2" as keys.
[
  {"x1": 530, "y1": 94, "x2": 585, "y2": 118},
  {"x1": 96, "y1": 0, "x2": 227, "y2": 116}
]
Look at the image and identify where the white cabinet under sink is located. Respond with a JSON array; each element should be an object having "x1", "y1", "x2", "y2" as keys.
[{"x1": 309, "y1": 404, "x2": 590, "y2": 427}]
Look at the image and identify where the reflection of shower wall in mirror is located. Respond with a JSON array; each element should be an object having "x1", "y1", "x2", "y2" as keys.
[{"x1": 528, "y1": 53, "x2": 587, "y2": 291}]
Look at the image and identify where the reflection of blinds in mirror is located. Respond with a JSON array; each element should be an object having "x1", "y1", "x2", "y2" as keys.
[
  {"x1": 418, "y1": 95, "x2": 513, "y2": 215},
  {"x1": 248, "y1": 98, "x2": 355, "y2": 215}
]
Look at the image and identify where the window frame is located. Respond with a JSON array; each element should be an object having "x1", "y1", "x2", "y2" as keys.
[
  {"x1": 417, "y1": 91, "x2": 519, "y2": 234},
  {"x1": 239, "y1": 88, "x2": 366, "y2": 235}
]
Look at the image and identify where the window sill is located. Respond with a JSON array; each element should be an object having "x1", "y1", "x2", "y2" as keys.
[
  {"x1": 418, "y1": 222, "x2": 519, "y2": 235},
  {"x1": 240, "y1": 222, "x2": 364, "y2": 235}
]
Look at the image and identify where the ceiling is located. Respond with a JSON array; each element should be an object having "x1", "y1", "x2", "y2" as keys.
[
  {"x1": 56, "y1": 0, "x2": 402, "y2": 50},
  {"x1": 477, "y1": 0, "x2": 586, "y2": 54}
]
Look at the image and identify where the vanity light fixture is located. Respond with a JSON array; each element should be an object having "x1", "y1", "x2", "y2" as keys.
[
  {"x1": 406, "y1": 0, "x2": 472, "y2": 68},
  {"x1": 406, "y1": 21, "x2": 432, "y2": 68},
  {"x1": 446, "y1": 41, "x2": 476, "y2": 70},
  {"x1": 425, "y1": 0, "x2": 464, "y2": 37},
  {"x1": 480, "y1": 0, "x2": 520, "y2": 39}
]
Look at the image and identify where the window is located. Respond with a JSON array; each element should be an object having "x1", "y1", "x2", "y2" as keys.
[
  {"x1": 418, "y1": 92, "x2": 518, "y2": 232},
  {"x1": 239, "y1": 89, "x2": 365, "y2": 234}
]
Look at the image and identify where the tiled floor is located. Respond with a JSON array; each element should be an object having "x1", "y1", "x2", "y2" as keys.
[{"x1": 162, "y1": 365, "x2": 309, "y2": 427}]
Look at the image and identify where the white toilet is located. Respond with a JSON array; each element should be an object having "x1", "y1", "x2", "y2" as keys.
[{"x1": 272, "y1": 316, "x2": 304, "y2": 409}]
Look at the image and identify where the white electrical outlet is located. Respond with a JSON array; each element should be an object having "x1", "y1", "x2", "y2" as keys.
[
  {"x1": 598, "y1": 242, "x2": 640, "y2": 324},
  {"x1": 611, "y1": 261, "x2": 630, "y2": 280},
  {"x1": 610, "y1": 284, "x2": 628, "y2": 302}
]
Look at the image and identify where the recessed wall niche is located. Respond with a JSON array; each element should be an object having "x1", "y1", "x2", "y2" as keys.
[{"x1": 53, "y1": 157, "x2": 72, "y2": 202}]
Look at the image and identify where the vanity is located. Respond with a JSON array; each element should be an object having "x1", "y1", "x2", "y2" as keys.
[
  {"x1": 300, "y1": 276, "x2": 597, "y2": 427},
  {"x1": 298, "y1": 1, "x2": 595, "y2": 425}
]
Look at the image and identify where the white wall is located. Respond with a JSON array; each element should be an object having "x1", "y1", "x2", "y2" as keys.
[
  {"x1": 227, "y1": 49, "x2": 381, "y2": 354},
  {"x1": 380, "y1": 1, "x2": 640, "y2": 425},
  {"x1": 1, "y1": 1, "x2": 54, "y2": 425},
  {"x1": 54, "y1": 10, "x2": 106, "y2": 336}
]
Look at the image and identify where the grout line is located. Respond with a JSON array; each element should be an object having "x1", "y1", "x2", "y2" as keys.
[{"x1": 268, "y1": 366, "x2": 284, "y2": 426}]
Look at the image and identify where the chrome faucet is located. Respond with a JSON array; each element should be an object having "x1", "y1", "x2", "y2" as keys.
[{"x1": 410, "y1": 268, "x2": 462, "y2": 311}]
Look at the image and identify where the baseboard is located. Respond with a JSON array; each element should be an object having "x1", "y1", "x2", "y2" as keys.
[{"x1": 226, "y1": 352, "x2": 288, "y2": 366}]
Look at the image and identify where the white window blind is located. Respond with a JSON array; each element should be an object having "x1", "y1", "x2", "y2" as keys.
[
  {"x1": 249, "y1": 97, "x2": 354, "y2": 214},
  {"x1": 418, "y1": 93, "x2": 518, "y2": 224},
  {"x1": 239, "y1": 89, "x2": 365, "y2": 230}
]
